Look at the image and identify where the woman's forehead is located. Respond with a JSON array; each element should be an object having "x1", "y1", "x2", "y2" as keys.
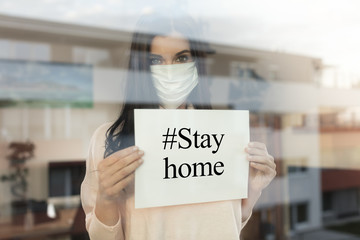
[{"x1": 150, "y1": 33, "x2": 190, "y2": 54}]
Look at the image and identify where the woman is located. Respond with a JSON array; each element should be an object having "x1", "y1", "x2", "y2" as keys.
[{"x1": 81, "y1": 12, "x2": 276, "y2": 240}]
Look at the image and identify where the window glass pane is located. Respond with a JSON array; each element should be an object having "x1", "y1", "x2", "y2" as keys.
[
  {"x1": 296, "y1": 203, "x2": 308, "y2": 223},
  {"x1": 1, "y1": 1, "x2": 360, "y2": 240},
  {"x1": 322, "y1": 191, "x2": 333, "y2": 212}
]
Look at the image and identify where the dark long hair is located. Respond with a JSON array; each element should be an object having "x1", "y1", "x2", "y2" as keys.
[{"x1": 104, "y1": 13, "x2": 213, "y2": 158}]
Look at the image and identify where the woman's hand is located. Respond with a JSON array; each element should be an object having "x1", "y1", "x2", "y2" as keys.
[
  {"x1": 241, "y1": 142, "x2": 276, "y2": 223},
  {"x1": 97, "y1": 146, "x2": 144, "y2": 203},
  {"x1": 94, "y1": 146, "x2": 143, "y2": 226},
  {"x1": 245, "y1": 142, "x2": 276, "y2": 192}
]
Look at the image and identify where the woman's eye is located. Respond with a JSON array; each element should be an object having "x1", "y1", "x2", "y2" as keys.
[
  {"x1": 150, "y1": 58, "x2": 163, "y2": 65},
  {"x1": 175, "y1": 55, "x2": 192, "y2": 63}
]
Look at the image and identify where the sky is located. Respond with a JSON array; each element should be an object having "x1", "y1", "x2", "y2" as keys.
[{"x1": 1, "y1": 0, "x2": 360, "y2": 87}]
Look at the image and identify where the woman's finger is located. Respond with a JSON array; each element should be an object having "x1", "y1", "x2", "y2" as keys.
[
  {"x1": 247, "y1": 153, "x2": 274, "y2": 162},
  {"x1": 97, "y1": 145, "x2": 145, "y2": 200},
  {"x1": 105, "y1": 149, "x2": 144, "y2": 176},
  {"x1": 250, "y1": 161, "x2": 276, "y2": 177},
  {"x1": 108, "y1": 157, "x2": 144, "y2": 185},
  {"x1": 111, "y1": 173, "x2": 136, "y2": 195},
  {"x1": 104, "y1": 146, "x2": 139, "y2": 167},
  {"x1": 247, "y1": 155, "x2": 276, "y2": 169},
  {"x1": 248, "y1": 142, "x2": 267, "y2": 151},
  {"x1": 101, "y1": 174, "x2": 134, "y2": 200},
  {"x1": 99, "y1": 157, "x2": 143, "y2": 200},
  {"x1": 98, "y1": 146, "x2": 139, "y2": 173},
  {"x1": 245, "y1": 147, "x2": 267, "y2": 156}
]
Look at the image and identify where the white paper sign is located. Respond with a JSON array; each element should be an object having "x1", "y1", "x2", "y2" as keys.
[{"x1": 134, "y1": 109, "x2": 249, "y2": 208}]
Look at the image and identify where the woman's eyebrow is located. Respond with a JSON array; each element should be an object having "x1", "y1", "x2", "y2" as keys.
[
  {"x1": 149, "y1": 53, "x2": 163, "y2": 58},
  {"x1": 175, "y1": 50, "x2": 191, "y2": 56}
]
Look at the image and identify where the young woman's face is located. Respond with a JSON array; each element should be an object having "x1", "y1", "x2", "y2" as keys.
[{"x1": 149, "y1": 32, "x2": 193, "y2": 66}]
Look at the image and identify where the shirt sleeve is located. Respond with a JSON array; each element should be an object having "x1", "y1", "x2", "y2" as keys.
[{"x1": 80, "y1": 123, "x2": 124, "y2": 240}]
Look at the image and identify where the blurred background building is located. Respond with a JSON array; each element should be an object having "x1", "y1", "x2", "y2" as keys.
[{"x1": 0, "y1": 4, "x2": 360, "y2": 239}]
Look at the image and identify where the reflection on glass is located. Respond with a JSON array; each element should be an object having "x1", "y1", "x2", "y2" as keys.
[{"x1": 0, "y1": 3, "x2": 359, "y2": 240}]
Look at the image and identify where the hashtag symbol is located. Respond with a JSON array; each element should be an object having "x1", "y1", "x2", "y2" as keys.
[{"x1": 162, "y1": 128, "x2": 177, "y2": 150}]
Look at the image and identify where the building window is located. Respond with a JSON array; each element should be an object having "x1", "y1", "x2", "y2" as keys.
[
  {"x1": 288, "y1": 166, "x2": 308, "y2": 174},
  {"x1": 290, "y1": 202, "x2": 309, "y2": 230},
  {"x1": 73, "y1": 46, "x2": 111, "y2": 66},
  {"x1": 287, "y1": 158, "x2": 308, "y2": 175},
  {"x1": 322, "y1": 191, "x2": 333, "y2": 212},
  {"x1": 296, "y1": 203, "x2": 308, "y2": 223},
  {"x1": 0, "y1": 39, "x2": 50, "y2": 61},
  {"x1": 268, "y1": 64, "x2": 279, "y2": 81},
  {"x1": 230, "y1": 61, "x2": 263, "y2": 81}
]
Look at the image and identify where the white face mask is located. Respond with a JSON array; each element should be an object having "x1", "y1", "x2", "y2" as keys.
[{"x1": 150, "y1": 62, "x2": 199, "y2": 109}]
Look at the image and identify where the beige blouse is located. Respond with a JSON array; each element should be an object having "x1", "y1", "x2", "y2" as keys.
[{"x1": 81, "y1": 122, "x2": 250, "y2": 240}]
